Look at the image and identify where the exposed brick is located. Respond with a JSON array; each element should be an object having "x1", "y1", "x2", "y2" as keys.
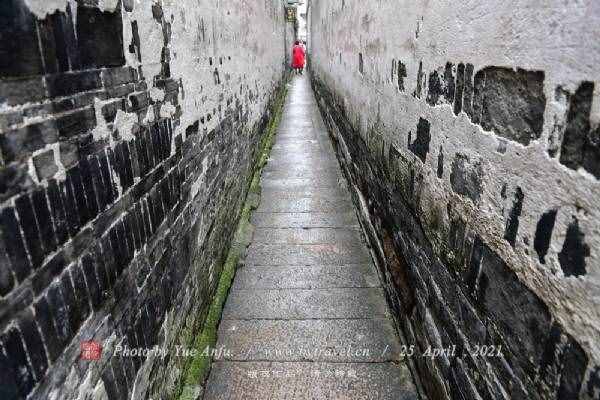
[
  {"x1": 92, "y1": 245, "x2": 110, "y2": 302},
  {"x1": 67, "y1": 166, "x2": 91, "y2": 225},
  {"x1": 0, "y1": 0, "x2": 44, "y2": 78},
  {"x1": 32, "y1": 297, "x2": 62, "y2": 363},
  {"x1": 0, "y1": 121, "x2": 59, "y2": 163},
  {"x1": 469, "y1": 237, "x2": 552, "y2": 376},
  {"x1": 0, "y1": 4, "x2": 288, "y2": 400},
  {"x1": 120, "y1": 142, "x2": 135, "y2": 189},
  {"x1": 129, "y1": 91, "x2": 150, "y2": 111},
  {"x1": 160, "y1": 178, "x2": 171, "y2": 211},
  {"x1": 0, "y1": 207, "x2": 32, "y2": 281},
  {"x1": 0, "y1": 339, "x2": 24, "y2": 399},
  {"x1": 46, "y1": 180, "x2": 68, "y2": 245},
  {"x1": 146, "y1": 195, "x2": 157, "y2": 233},
  {"x1": 30, "y1": 252, "x2": 66, "y2": 296},
  {"x1": 503, "y1": 187, "x2": 524, "y2": 248},
  {"x1": 1, "y1": 325, "x2": 36, "y2": 397},
  {"x1": 56, "y1": 107, "x2": 97, "y2": 138},
  {"x1": 0, "y1": 243, "x2": 15, "y2": 296},
  {"x1": 127, "y1": 140, "x2": 140, "y2": 180},
  {"x1": 79, "y1": 157, "x2": 99, "y2": 219},
  {"x1": 109, "y1": 227, "x2": 125, "y2": 274},
  {"x1": 409, "y1": 118, "x2": 431, "y2": 163},
  {"x1": 0, "y1": 77, "x2": 46, "y2": 106},
  {"x1": 558, "y1": 216, "x2": 590, "y2": 277},
  {"x1": 101, "y1": 365, "x2": 122, "y2": 400},
  {"x1": 443, "y1": 63, "x2": 455, "y2": 104},
  {"x1": 472, "y1": 67, "x2": 545, "y2": 145},
  {"x1": 450, "y1": 153, "x2": 484, "y2": 203},
  {"x1": 110, "y1": 356, "x2": 129, "y2": 399},
  {"x1": 16, "y1": 308, "x2": 48, "y2": 381},
  {"x1": 116, "y1": 219, "x2": 133, "y2": 264},
  {"x1": 32, "y1": 189, "x2": 58, "y2": 254},
  {"x1": 45, "y1": 71, "x2": 103, "y2": 98},
  {"x1": 100, "y1": 236, "x2": 118, "y2": 287},
  {"x1": 463, "y1": 64, "x2": 475, "y2": 117},
  {"x1": 101, "y1": 99, "x2": 126, "y2": 124},
  {"x1": 135, "y1": 132, "x2": 149, "y2": 177},
  {"x1": 59, "y1": 179, "x2": 81, "y2": 237},
  {"x1": 426, "y1": 70, "x2": 442, "y2": 106},
  {"x1": 559, "y1": 81, "x2": 600, "y2": 179},
  {"x1": 15, "y1": 194, "x2": 45, "y2": 269},
  {"x1": 453, "y1": 63, "x2": 465, "y2": 115},
  {"x1": 102, "y1": 67, "x2": 136, "y2": 88},
  {"x1": 76, "y1": 4, "x2": 125, "y2": 69},
  {"x1": 46, "y1": 281, "x2": 73, "y2": 347},
  {"x1": 33, "y1": 150, "x2": 58, "y2": 181},
  {"x1": 88, "y1": 155, "x2": 108, "y2": 212},
  {"x1": 98, "y1": 150, "x2": 117, "y2": 204},
  {"x1": 0, "y1": 164, "x2": 34, "y2": 204},
  {"x1": 81, "y1": 253, "x2": 102, "y2": 311},
  {"x1": 152, "y1": 188, "x2": 165, "y2": 228},
  {"x1": 121, "y1": 213, "x2": 136, "y2": 258}
]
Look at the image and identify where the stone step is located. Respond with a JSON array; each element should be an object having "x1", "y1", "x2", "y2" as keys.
[
  {"x1": 204, "y1": 361, "x2": 417, "y2": 400},
  {"x1": 261, "y1": 166, "x2": 341, "y2": 177},
  {"x1": 245, "y1": 242, "x2": 371, "y2": 265},
  {"x1": 260, "y1": 176, "x2": 345, "y2": 190},
  {"x1": 233, "y1": 264, "x2": 379, "y2": 289},
  {"x1": 251, "y1": 212, "x2": 359, "y2": 228},
  {"x1": 215, "y1": 319, "x2": 401, "y2": 362},
  {"x1": 251, "y1": 228, "x2": 364, "y2": 245},
  {"x1": 259, "y1": 189, "x2": 351, "y2": 201},
  {"x1": 222, "y1": 288, "x2": 389, "y2": 320},
  {"x1": 256, "y1": 196, "x2": 354, "y2": 212}
]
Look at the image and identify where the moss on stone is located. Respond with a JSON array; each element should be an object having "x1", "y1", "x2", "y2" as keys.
[{"x1": 174, "y1": 82, "x2": 287, "y2": 400}]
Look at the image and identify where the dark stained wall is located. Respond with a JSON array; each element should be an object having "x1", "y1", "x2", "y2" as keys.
[
  {"x1": 0, "y1": 1, "x2": 286, "y2": 399},
  {"x1": 310, "y1": 1, "x2": 600, "y2": 399}
]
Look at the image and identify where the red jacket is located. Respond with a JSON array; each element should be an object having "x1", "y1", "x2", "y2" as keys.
[{"x1": 292, "y1": 45, "x2": 305, "y2": 68}]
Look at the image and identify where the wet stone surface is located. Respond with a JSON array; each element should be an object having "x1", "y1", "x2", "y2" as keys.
[{"x1": 204, "y1": 76, "x2": 417, "y2": 399}]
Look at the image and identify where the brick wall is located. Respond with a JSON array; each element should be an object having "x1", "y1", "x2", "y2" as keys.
[
  {"x1": 0, "y1": 1, "x2": 286, "y2": 398},
  {"x1": 310, "y1": 1, "x2": 600, "y2": 399}
]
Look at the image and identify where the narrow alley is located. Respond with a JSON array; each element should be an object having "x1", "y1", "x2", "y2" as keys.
[
  {"x1": 1, "y1": 1, "x2": 598, "y2": 399},
  {"x1": 203, "y1": 76, "x2": 416, "y2": 399}
]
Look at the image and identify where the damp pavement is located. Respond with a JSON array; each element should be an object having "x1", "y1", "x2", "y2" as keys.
[{"x1": 203, "y1": 75, "x2": 417, "y2": 400}]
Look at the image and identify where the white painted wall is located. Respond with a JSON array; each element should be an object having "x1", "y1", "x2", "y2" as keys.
[{"x1": 311, "y1": 0, "x2": 600, "y2": 378}]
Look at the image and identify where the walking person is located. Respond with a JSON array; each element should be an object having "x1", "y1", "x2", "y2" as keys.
[{"x1": 292, "y1": 40, "x2": 306, "y2": 75}]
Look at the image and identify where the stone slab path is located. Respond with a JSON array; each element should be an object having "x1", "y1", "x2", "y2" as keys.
[{"x1": 203, "y1": 76, "x2": 417, "y2": 400}]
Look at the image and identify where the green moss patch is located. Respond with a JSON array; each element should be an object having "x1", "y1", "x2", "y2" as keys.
[{"x1": 175, "y1": 83, "x2": 287, "y2": 400}]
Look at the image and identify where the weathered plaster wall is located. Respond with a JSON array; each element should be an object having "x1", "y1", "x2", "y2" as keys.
[
  {"x1": 310, "y1": 1, "x2": 600, "y2": 399},
  {"x1": 284, "y1": 20, "x2": 297, "y2": 71},
  {"x1": 0, "y1": 0, "x2": 285, "y2": 399}
]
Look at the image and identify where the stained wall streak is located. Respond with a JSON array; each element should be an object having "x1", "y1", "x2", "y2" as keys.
[
  {"x1": 0, "y1": 0, "x2": 286, "y2": 399},
  {"x1": 310, "y1": 0, "x2": 600, "y2": 399}
]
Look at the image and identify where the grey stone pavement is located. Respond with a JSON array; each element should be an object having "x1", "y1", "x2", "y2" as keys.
[{"x1": 203, "y1": 76, "x2": 417, "y2": 399}]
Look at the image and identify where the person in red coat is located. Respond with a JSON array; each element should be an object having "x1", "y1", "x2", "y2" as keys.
[{"x1": 292, "y1": 40, "x2": 306, "y2": 74}]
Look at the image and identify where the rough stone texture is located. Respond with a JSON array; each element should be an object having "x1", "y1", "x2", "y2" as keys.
[
  {"x1": 559, "y1": 81, "x2": 600, "y2": 179},
  {"x1": 205, "y1": 76, "x2": 417, "y2": 399},
  {"x1": 473, "y1": 67, "x2": 546, "y2": 145},
  {"x1": 0, "y1": 1, "x2": 286, "y2": 399},
  {"x1": 310, "y1": 1, "x2": 600, "y2": 399}
]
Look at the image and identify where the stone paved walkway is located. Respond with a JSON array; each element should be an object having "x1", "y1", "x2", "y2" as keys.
[{"x1": 203, "y1": 76, "x2": 417, "y2": 399}]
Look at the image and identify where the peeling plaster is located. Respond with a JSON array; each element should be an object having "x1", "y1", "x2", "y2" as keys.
[
  {"x1": 23, "y1": 0, "x2": 68, "y2": 19},
  {"x1": 91, "y1": 98, "x2": 112, "y2": 143},
  {"x1": 159, "y1": 102, "x2": 176, "y2": 118},
  {"x1": 24, "y1": 0, "x2": 119, "y2": 18},
  {"x1": 311, "y1": 0, "x2": 600, "y2": 383},
  {"x1": 114, "y1": 109, "x2": 138, "y2": 141},
  {"x1": 97, "y1": 0, "x2": 120, "y2": 12}
]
